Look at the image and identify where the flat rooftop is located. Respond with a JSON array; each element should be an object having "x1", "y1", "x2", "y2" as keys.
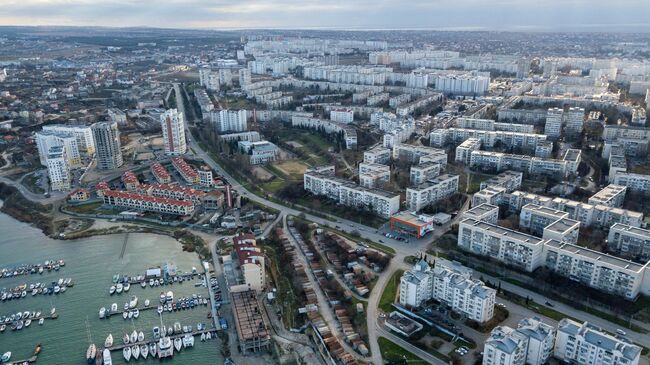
[
  {"x1": 461, "y1": 218, "x2": 545, "y2": 245},
  {"x1": 545, "y1": 217, "x2": 580, "y2": 234},
  {"x1": 465, "y1": 203, "x2": 499, "y2": 217},
  {"x1": 545, "y1": 240, "x2": 649, "y2": 272}
]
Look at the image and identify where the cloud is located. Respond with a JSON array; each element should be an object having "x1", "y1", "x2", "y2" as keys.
[{"x1": 0, "y1": 0, "x2": 648, "y2": 31}]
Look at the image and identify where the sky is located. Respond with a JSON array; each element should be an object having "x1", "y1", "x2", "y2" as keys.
[{"x1": 1, "y1": 0, "x2": 649, "y2": 32}]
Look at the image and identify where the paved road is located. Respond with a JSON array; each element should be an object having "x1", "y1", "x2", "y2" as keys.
[
  {"x1": 0, "y1": 175, "x2": 64, "y2": 203},
  {"x1": 283, "y1": 215, "x2": 370, "y2": 362}
]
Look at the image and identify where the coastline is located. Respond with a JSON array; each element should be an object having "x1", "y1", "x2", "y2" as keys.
[{"x1": 0, "y1": 182, "x2": 210, "y2": 258}]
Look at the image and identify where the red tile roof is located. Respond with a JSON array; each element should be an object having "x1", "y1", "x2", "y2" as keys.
[
  {"x1": 171, "y1": 157, "x2": 198, "y2": 178},
  {"x1": 150, "y1": 162, "x2": 171, "y2": 180},
  {"x1": 96, "y1": 181, "x2": 110, "y2": 190},
  {"x1": 121, "y1": 171, "x2": 139, "y2": 184},
  {"x1": 105, "y1": 190, "x2": 193, "y2": 207}
]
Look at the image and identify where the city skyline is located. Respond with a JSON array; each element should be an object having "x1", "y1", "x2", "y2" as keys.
[{"x1": 1, "y1": 0, "x2": 650, "y2": 32}]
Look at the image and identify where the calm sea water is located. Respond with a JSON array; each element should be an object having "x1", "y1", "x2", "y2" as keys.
[{"x1": 0, "y1": 211, "x2": 223, "y2": 364}]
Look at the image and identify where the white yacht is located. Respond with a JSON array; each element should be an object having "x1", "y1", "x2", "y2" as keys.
[
  {"x1": 128, "y1": 296, "x2": 138, "y2": 309},
  {"x1": 122, "y1": 346, "x2": 131, "y2": 362},
  {"x1": 103, "y1": 349, "x2": 112, "y2": 365},
  {"x1": 131, "y1": 345, "x2": 140, "y2": 360},
  {"x1": 182, "y1": 334, "x2": 194, "y2": 348},
  {"x1": 133, "y1": 309, "x2": 139, "y2": 319},
  {"x1": 140, "y1": 344, "x2": 148, "y2": 359},
  {"x1": 173, "y1": 337, "x2": 182, "y2": 352},
  {"x1": 104, "y1": 333, "x2": 113, "y2": 348},
  {"x1": 116, "y1": 283, "x2": 123, "y2": 294},
  {"x1": 138, "y1": 331, "x2": 144, "y2": 342},
  {"x1": 158, "y1": 337, "x2": 173, "y2": 358},
  {"x1": 130, "y1": 330, "x2": 137, "y2": 343},
  {"x1": 99, "y1": 307, "x2": 106, "y2": 319}
]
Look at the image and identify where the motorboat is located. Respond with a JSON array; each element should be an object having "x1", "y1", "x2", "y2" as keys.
[
  {"x1": 174, "y1": 322, "x2": 181, "y2": 334},
  {"x1": 144, "y1": 299, "x2": 150, "y2": 307},
  {"x1": 173, "y1": 337, "x2": 182, "y2": 352},
  {"x1": 130, "y1": 330, "x2": 137, "y2": 343},
  {"x1": 86, "y1": 344, "x2": 97, "y2": 364},
  {"x1": 149, "y1": 343, "x2": 157, "y2": 358},
  {"x1": 54, "y1": 285, "x2": 60, "y2": 294},
  {"x1": 123, "y1": 283, "x2": 130, "y2": 292},
  {"x1": 132, "y1": 345, "x2": 140, "y2": 360},
  {"x1": 158, "y1": 337, "x2": 173, "y2": 358},
  {"x1": 152, "y1": 326, "x2": 160, "y2": 339},
  {"x1": 109, "y1": 285, "x2": 116, "y2": 295},
  {"x1": 111, "y1": 303, "x2": 118, "y2": 312},
  {"x1": 206, "y1": 331, "x2": 212, "y2": 340},
  {"x1": 2, "y1": 352, "x2": 12, "y2": 363},
  {"x1": 122, "y1": 311, "x2": 128, "y2": 320},
  {"x1": 138, "y1": 331, "x2": 144, "y2": 342},
  {"x1": 99, "y1": 307, "x2": 106, "y2": 319},
  {"x1": 140, "y1": 344, "x2": 148, "y2": 359},
  {"x1": 116, "y1": 284, "x2": 123, "y2": 294},
  {"x1": 38, "y1": 318, "x2": 44, "y2": 325},
  {"x1": 51, "y1": 307, "x2": 56, "y2": 315},
  {"x1": 123, "y1": 333, "x2": 130, "y2": 345},
  {"x1": 128, "y1": 311, "x2": 133, "y2": 319},
  {"x1": 159, "y1": 292, "x2": 166, "y2": 303},
  {"x1": 140, "y1": 281, "x2": 146, "y2": 289},
  {"x1": 133, "y1": 309, "x2": 139, "y2": 319},
  {"x1": 0, "y1": 324, "x2": 5, "y2": 332},
  {"x1": 167, "y1": 326, "x2": 173, "y2": 336},
  {"x1": 123, "y1": 303, "x2": 129, "y2": 311},
  {"x1": 157, "y1": 305, "x2": 163, "y2": 315},
  {"x1": 105, "y1": 333, "x2": 113, "y2": 348},
  {"x1": 166, "y1": 291, "x2": 174, "y2": 302},
  {"x1": 200, "y1": 333, "x2": 205, "y2": 342},
  {"x1": 122, "y1": 346, "x2": 131, "y2": 362},
  {"x1": 102, "y1": 349, "x2": 111, "y2": 365},
  {"x1": 25, "y1": 319, "x2": 31, "y2": 327}
]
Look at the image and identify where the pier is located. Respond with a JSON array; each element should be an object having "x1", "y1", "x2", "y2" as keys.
[
  {"x1": 101, "y1": 298, "x2": 209, "y2": 319},
  {"x1": 4, "y1": 344, "x2": 41, "y2": 365},
  {"x1": 104, "y1": 328, "x2": 218, "y2": 352}
]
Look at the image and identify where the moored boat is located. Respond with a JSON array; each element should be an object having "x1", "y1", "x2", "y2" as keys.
[
  {"x1": 86, "y1": 344, "x2": 97, "y2": 363},
  {"x1": 122, "y1": 346, "x2": 131, "y2": 362},
  {"x1": 105, "y1": 333, "x2": 113, "y2": 348}
]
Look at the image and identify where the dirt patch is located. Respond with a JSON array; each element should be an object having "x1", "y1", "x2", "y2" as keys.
[
  {"x1": 251, "y1": 166, "x2": 274, "y2": 181},
  {"x1": 273, "y1": 160, "x2": 309, "y2": 178},
  {"x1": 286, "y1": 141, "x2": 303, "y2": 148}
]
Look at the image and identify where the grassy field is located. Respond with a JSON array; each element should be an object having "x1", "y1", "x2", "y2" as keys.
[
  {"x1": 378, "y1": 337, "x2": 428, "y2": 364},
  {"x1": 64, "y1": 201, "x2": 104, "y2": 214},
  {"x1": 379, "y1": 269, "x2": 404, "y2": 312},
  {"x1": 259, "y1": 179, "x2": 287, "y2": 193}
]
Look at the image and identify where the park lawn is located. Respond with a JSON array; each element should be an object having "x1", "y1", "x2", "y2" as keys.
[
  {"x1": 379, "y1": 269, "x2": 404, "y2": 313},
  {"x1": 378, "y1": 337, "x2": 428, "y2": 364},
  {"x1": 260, "y1": 179, "x2": 288, "y2": 194}
]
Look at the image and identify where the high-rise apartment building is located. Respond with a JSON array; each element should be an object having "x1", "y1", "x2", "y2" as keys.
[
  {"x1": 160, "y1": 109, "x2": 187, "y2": 155},
  {"x1": 91, "y1": 121, "x2": 123, "y2": 170}
]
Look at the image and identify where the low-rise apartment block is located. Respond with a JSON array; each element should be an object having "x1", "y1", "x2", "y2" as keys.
[
  {"x1": 409, "y1": 162, "x2": 441, "y2": 185},
  {"x1": 608, "y1": 223, "x2": 650, "y2": 260},
  {"x1": 463, "y1": 203, "x2": 499, "y2": 224},
  {"x1": 472, "y1": 185, "x2": 506, "y2": 207},
  {"x1": 363, "y1": 146, "x2": 391, "y2": 164},
  {"x1": 150, "y1": 162, "x2": 171, "y2": 184},
  {"x1": 171, "y1": 157, "x2": 199, "y2": 184},
  {"x1": 458, "y1": 218, "x2": 545, "y2": 272},
  {"x1": 543, "y1": 240, "x2": 650, "y2": 300},
  {"x1": 588, "y1": 184, "x2": 627, "y2": 208},
  {"x1": 479, "y1": 170, "x2": 523, "y2": 193},
  {"x1": 358, "y1": 162, "x2": 391, "y2": 188},
  {"x1": 304, "y1": 166, "x2": 400, "y2": 218},
  {"x1": 455, "y1": 137, "x2": 482, "y2": 164},
  {"x1": 555, "y1": 319, "x2": 641, "y2": 365},
  {"x1": 613, "y1": 172, "x2": 650, "y2": 195},
  {"x1": 103, "y1": 190, "x2": 195, "y2": 216},
  {"x1": 406, "y1": 174, "x2": 459, "y2": 212}
]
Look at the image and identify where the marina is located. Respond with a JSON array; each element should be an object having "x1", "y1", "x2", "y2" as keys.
[
  {"x1": 2, "y1": 344, "x2": 42, "y2": 365},
  {"x1": 0, "y1": 211, "x2": 222, "y2": 364},
  {"x1": 99, "y1": 293, "x2": 210, "y2": 319},
  {"x1": 0, "y1": 308, "x2": 58, "y2": 333},
  {"x1": 0, "y1": 260, "x2": 65, "y2": 280},
  {"x1": 1, "y1": 278, "x2": 74, "y2": 301}
]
